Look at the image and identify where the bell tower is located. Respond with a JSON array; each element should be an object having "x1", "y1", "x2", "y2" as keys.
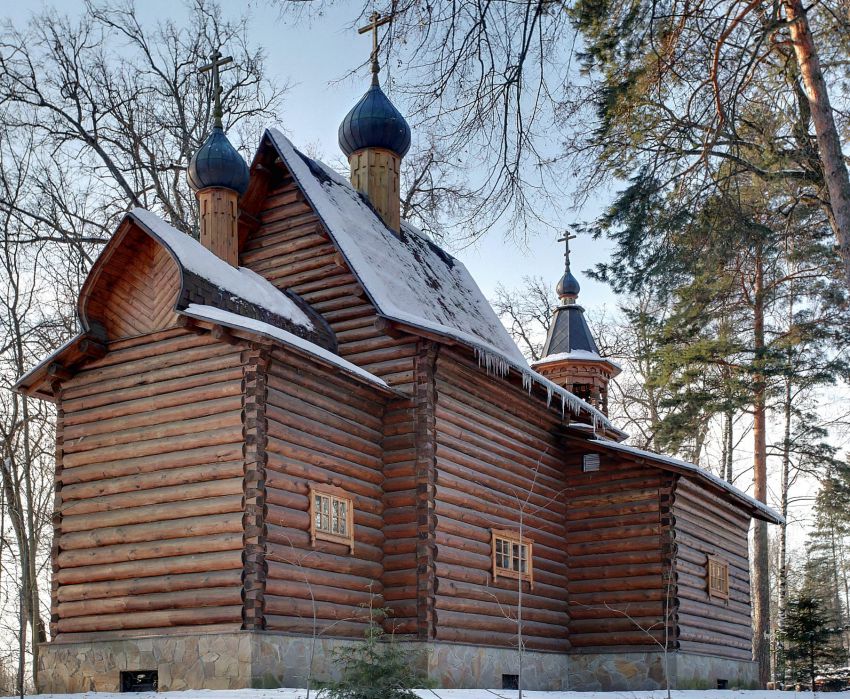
[{"x1": 531, "y1": 233, "x2": 620, "y2": 414}]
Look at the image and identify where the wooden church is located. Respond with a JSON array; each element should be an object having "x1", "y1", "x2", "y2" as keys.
[{"x1": 17, "y1": 38, "x2": 781, "y2": 693}]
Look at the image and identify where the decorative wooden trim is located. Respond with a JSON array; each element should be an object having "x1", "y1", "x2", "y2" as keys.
[
  {"x1": 491, "y1": 528, "x2": 534, "y2": 589},
  {"x1": 241, "y1": 345, "x2": 270, "y2": 631},
  {"x1": 707, "y1": 555, "x2": 730, "y2": 601},
  {"x1": 308, "y1": 483, "x2": 355, "y2": 553}
]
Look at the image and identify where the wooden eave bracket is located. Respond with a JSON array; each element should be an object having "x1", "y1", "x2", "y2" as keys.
[{"x1": 375, "y1": 316, "x2": 458, "y2": 347}]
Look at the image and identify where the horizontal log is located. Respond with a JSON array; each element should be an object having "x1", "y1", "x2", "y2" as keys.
[
  {"x1": 56, "y1": 605, "x2": 242, "y2": 633},
  {"x1": 63, "y1": 367, "x2": 241, "y2": 418},
  {"x1": 434, "y1": 609, "x2": 565, "y2": 639},
  {"x1": 266, "y1": 436, "x2": 381, "y2": 484},
  {"x1": 57, "y1": 569, "x2": 243, "y2": 602},
  {"x1": 266, "y1": 541, "x2": 382, "y2": 580},
  {"x1": 59, "y1": 587, "x2": 241, "y2": 618},
  {"x1": 435, "y1": 595, "x2": 568, "y2": 627},
  {"x1": 54, "y1": 622, "x2": 240, "y2": 644},
  {"x1": 264, "y1": 615, "x2": 370, "y2": 638},
  {"x1": 569, "y1": 615, "x2": 665, "y2": 635},
  {"x1": 60, "y1": 443, "x2": 243, "y2": 485},
  {"x1": 59, "y1": 512, "x2": 243, "y2": 550},
  {"x1": 55, "y1": 550, "x2": 242, "y2": 585},
  {"x1": 568, "y1": 630, "x2": 664, "y2": 647},
  {"x1": 264, "y1": 595, "x2": 379, "y2": 622},
  {"x1": 61, "y1": 477, "x2": 243, "y2": 516},
  {"x1": 434, "y1": 626, "x2": 569, "y2": 653},
  {"x1": 435, "y1": 577, "x2": 567, "y2": 611},
  {"x1": 57, "y1": 532, "x2": 243, "y2": 568},
  {"x1": 61, "y1": 460, "x2": 244, "y2": 501},
  {"x1": 61, "y1": 492, "x2": 243, "y2": 534}
]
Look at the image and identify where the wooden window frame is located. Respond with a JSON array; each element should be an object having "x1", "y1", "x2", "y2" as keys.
[
  {"x1": 309, "y1": 483, "x2": 354, "y2": 554},
  {"x1": 707, "y1": 556, "x2": 729, "y2": 600},
  {"x1": 491, "y1": 529, "x2": 533, "y2": 589}
]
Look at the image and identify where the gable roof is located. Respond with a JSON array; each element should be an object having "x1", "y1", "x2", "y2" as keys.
[
  {"x1": 265, "y1": 129, "x2": 624, "y2": 437},
  {"x1": 15, "y1": 209, "x2": 364, "y2": 398},
  {"x1": 585, "y1": 437, "x2": 783, "y2": 523},
  {"x1": 266, "y1": 129, "x2": 527, "y2": 367}
]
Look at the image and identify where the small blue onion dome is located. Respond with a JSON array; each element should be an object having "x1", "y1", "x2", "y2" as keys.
[
  {"x1": 557, "y1": 270, "x2": 581, "y2": 301},
  {"x1": 339, "y1": 84, "x2": 411, "y2": 158},
  {"x1": 187, "y1": 126, "x2": 250, "y2": 195}
]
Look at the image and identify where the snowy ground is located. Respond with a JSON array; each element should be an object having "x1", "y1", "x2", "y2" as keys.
[{"x1": 23, "y1": 689, "x2": 850, "y2": 699}]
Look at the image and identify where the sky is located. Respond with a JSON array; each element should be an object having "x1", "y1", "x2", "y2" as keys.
[{"x1": 3, "y1": 0, "x2": 618, "y2": 313}]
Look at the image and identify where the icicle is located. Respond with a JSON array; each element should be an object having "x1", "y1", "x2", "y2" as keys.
[{"x1": 546, "y1": 385, "x2": 553, "y2": 407}]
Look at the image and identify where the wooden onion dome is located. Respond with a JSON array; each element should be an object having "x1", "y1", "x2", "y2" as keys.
[{"x1": 531, "y1": 235, "x2": 621, "y2": 414}]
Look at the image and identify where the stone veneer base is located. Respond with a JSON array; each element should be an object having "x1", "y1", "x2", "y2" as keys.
[{"x1": 37, "y1": 632, "x2": 759, "y2": 692}]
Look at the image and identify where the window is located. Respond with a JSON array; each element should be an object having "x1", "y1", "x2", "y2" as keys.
[
  {"x1": 491, "y1": 529, "x2": 533, "y2": 588},
  {"x1": 310, "y1": 484, "x2": 354, "y2": 553},
  {"x1": 707, "y1": 556, "x2": 729, "y2": 600},
  {"x1": 572, "y1": 383, "x2": 592, "y2": 401}
]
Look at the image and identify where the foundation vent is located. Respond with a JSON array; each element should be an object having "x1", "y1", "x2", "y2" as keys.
[
  {"x1": 502, "y1": 674, "x2": 519, "y2": 690},
  {"x1": 120, "y1": 670, "x2": 158, "y2": 692}
]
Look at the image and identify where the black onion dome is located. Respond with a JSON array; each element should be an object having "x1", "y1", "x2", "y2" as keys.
[
  {"x1": 339, "y1": 84, "x2": 411, "y2": 158},
  {"x1": 556, "y1": 269, "x2": 581, "y2": 300},
  {"x1": 188, "y1": 126, "x2": 250, "y2": 195}
]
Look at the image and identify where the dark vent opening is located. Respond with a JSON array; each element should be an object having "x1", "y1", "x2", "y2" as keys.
[
  {"x1": 120, "y1": 670, "x2": 158, "y2": 692},
  {"x1": 583, "y1": 453, "x2": 601, "y2": 472},
  {"x1": 502, "y1": 674, "x2": 519, "y2": 690},
  {"x1": 717, "y1": 679, "x2": 729, "y2": 690}
]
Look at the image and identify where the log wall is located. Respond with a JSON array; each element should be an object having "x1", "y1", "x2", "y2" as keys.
[
  {"x1": 563, "y1": 454, "x2": 676, "y2": 652},
  {"x1": 432, "y1": 349, "x2": 571, "y2": 652},
  {"x1": 52, "y1": 330, "x2": 247, "y2": 641},
  {"x1": 263, "y1": 346, "x2": 388, "y2": 637},
  {"x1": 240, "y1": 167, "x2": 418, "y2": 390},
  {"x1": 672, "y1": 477, "x2": 753, "y2": 660}
]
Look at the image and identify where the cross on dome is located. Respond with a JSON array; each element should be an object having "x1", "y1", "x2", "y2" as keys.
[
  {"x1": 358, "y1": 11, "x2": 392, "y2": 86},
  {"x1": 199, "y1": 50, "x2": 233, "y2": 129}
]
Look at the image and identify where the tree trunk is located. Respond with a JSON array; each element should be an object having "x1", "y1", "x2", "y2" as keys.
[
  {"x1": 777, "y1": 375, "x2": 792, "y2": 686},
  {"x1": 783, "y1": 0, "x2": 850, "y2": 289},
  {"x1": 751, "y1": 245, "x2": 771, "y2": 687}
]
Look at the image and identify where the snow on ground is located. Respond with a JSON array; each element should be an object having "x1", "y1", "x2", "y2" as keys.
[{"x1": 26, "y1": 690, "x2": 850, "y2": 699}]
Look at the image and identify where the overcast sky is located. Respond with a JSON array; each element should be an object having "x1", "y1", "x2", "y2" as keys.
[{"x1": 5, "y1": 0, "x2": 620, "y2": 315}]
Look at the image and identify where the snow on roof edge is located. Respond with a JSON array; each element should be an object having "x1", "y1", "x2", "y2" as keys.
[
  {"x1": 264, "y1": 128, "x2": 528, "y2": 366},
  {"x1": 129, "y1": 208, "x2": 313, "y2": 330},
  {"x1": 588, "y1": 438, "x2": 784, "y2": 523},
  {"x1": 532, "y1": 350, "x2": 623, "y2": 373},
  {"x1": 14, "y1": 333, "x2": 84, "y2": 392},
  {"x1": 182, "y1": 304, "x2": 391, "y2": 391}
]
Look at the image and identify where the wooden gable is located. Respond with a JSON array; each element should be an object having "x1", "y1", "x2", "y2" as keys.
[
  {"x1": 238, "y1": 143, "x2": 419, "y2": 390},
  {"x1": 81, "y1": 221, "x2": 181, "y2": 342}
]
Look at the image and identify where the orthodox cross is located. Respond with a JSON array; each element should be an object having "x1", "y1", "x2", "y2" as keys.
[
  {"x1": 358, "y1": 11, "x2": 392, "y2": 85},
  {"x1": 558, "y1": 231, "x2": 577, "y2": 272},
  {"x1": 199, "y1": 50, "x2": 233, "y2": 129}
]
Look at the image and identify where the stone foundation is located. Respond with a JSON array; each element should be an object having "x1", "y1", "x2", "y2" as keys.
[{"x1": 37, "y1": 632, "x2": 758, "y2": 693}]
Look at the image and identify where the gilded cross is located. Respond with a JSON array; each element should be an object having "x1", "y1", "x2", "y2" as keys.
[
  {"x1": 358, "y1": 11, "x2": 392, "y2": 85},
  {"x1": 557, "y1": 231, "x2": 577, "y2": 271},
  {"x1": 199, "y1": 50, "x2": 233, "y2": 129}
]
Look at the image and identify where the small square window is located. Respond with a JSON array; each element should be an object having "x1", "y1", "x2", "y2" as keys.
[
  {"x1": 310, "y1": 484, "x2": 354, "y2": 553},
  {"x1": 491, "y1": 529, "x2": 533, "y2": 588},
  {"x1": 707, "y1": 556, "x2": 729, "y2": 600}
]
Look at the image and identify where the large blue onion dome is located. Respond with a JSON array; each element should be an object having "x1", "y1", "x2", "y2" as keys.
[
  {"x1": 556, "y1": 269, "x2": 581, "y2": 301},
  {"x1": 339, "y1": 84, "x2": 411, "y2": 158},
  {"x1": 187, "y1": 126, "x2": 250, "y2": 195}
]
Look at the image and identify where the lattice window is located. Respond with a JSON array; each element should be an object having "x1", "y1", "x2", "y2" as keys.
[
  {"x1": 491, "y1": 529, "x2": 533, "y2": 588},
  {"x1": 707, "y1": 556, "x2": 729, "y2": 600},
  {"x1": 572, "y1": 383, "x2": 593, "y2": 401},
  {"x1": 310, "y1": 484, "x2": 354, "y2": 553}
]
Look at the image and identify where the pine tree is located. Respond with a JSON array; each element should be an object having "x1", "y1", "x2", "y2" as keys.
[{"x1": 782, "y1": 593, "x2": 845, "y2": 688}]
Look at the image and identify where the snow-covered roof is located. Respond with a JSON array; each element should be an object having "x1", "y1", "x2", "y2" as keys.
[
  {"x1": 183, "y1": 304, "x2": 391, "y2": 391},
  {"x1": 129, "y1": 209, "x2": 313, "y2": 330},
  {"x1": 587, "y1": 438, "x2": 783, "y2": 524},
  {"x1": 265, "y1": 129, "x2": 629, "y2": 436},
  {"x1": 266, "y1": 129, "x2": 527, "y2": 366},
  {"x1": 532, "y1": 349, "x2": 623, "y2": 372}
]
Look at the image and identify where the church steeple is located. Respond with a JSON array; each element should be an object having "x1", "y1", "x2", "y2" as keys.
[
  {"x1": 532, "y1": 234, "x2": 621, "y2": 415},
  {"x1": 338, "y1": 12, "x2": 410, "y2": 233}
]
